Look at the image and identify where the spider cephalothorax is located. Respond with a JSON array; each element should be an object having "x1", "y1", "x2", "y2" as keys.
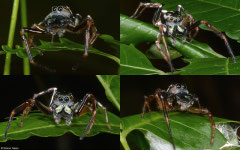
[
  {"x1": 21, "y1": 6, "x2": 99, "y2": 71},
  {"x1": 4, "y1": 88, "x2": 111, "y2": 140},
  {"x1": 131, "y1": 3, "x2": 236, "y2": 72},
  {"x1": 50, "y1": 92, "x2": 75, "y2": 125},
  {"x1": 166, "y1": 83, "x2": 198, "y2": 111},
  {"x1": 142, "y1": 84, "x2": 215, "y2": 150}
]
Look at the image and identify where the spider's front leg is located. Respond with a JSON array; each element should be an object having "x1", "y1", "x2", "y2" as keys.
[
  {"x1": 155, "y1": 25, "x2": 175, "y2": 73},
  {"x1": 142, "y1": 89, "x2": 175, "y2": 150},
  {"x1": 75, "y1": 94, "x2": 111, "y2": 140},
  {"x1": 178, "y1": 5, "x2": 198, "y2": 43},
  {"x1": 188, "y1": 20, "x2": 236, "y2": 63},
  {"x1": 20, "y1": 27, "x2": 46, "y2": 63},
  {"x1": 130, "y1": 2, "x2": 162, "y2": 19},
  {"x1": 71, "y1": 15, "x2": 99, "y2": 57},
  {"x1": 188, "y1": 107, "x2": 215, "y2": 145},
  {"x1": 3, "y1": 87, "x2": 56, "y2": 140},
  {"x1": 3, "y1": 99, "x2": 35, "y2": 140},
  {"x1": 20, "y1": 26, "x2": 56, "y2": 72}
]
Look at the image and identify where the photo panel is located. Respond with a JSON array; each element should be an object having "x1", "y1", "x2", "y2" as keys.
[{"x1": 121, "y1": 75, "x2": 240, "y2": 150}]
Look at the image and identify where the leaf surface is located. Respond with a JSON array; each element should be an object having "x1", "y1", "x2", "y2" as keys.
[
  {"x1": 0, "y1": 111, "x2": 119, "y2": 142},
  {"x1": 2, "y1": 36, "x2": 120, "y2": 65},
  {"x1": 120, "y1": 44, "x2": 166, "y2": 75},
  {"x1": 121, "y1": 112, "x2": 240, "y2": 150},
  {"x1": 179, "y1": 56, "x2": 240, "y2": 75}
]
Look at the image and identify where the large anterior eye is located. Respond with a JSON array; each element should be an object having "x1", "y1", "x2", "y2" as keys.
[
  {"x1": 52, "y1": 6, "x2": 57, "y2": 12},
  {"x1": 64, "y1": 97, "x2": 69, "y2": 101},
  {"x1": 59, "y1": 96, "x2": 63, "y2": 102},
  {"x1": 58, "y1": 6, "x2": 63, "y2": 11}
]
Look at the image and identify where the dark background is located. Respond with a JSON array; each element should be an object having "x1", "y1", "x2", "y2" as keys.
[
  {"x1": 120, "y1": 0, "x2": 240, "y2": 72},
  {"x1": 0, "y1": 0, "x2": 119, "y2": 74},
  {"x1": 0, "y1": 76, "x2": 119, "y2": 150}
]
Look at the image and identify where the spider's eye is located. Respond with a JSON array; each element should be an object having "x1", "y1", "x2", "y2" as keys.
[
  {"x1": 64, "y1": 97, "x2": 69, "y2": 101},
  {"x1": 58, "y1": 6, "x2": 63, "y2": 11},
  {"x1": 52, "y1": 7, "x2": 57, "y2": 12},
  {"x1": 59, "y1": 97, "x2": 63, "y2": 102}
]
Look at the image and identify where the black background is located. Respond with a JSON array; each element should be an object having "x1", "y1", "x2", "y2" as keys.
[{"x1": 0, "y1": 76, "x2": 119, "y2": 150}]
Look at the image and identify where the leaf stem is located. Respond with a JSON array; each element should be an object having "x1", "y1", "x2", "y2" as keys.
[
  {"x1": 3, "y1": 0, "x2": 20, "y2": 75},
  {"x1": 120, "y1": 132, "x2": 130, "y2": 150},
  {"x1": 20, "y1": 0, "x2": 30, "y2": 75}
]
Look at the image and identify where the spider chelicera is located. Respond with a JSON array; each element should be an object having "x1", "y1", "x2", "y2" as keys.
[
  {"x1": 20, "y1": 6, "x2": 99, "y2": 71},
  {"x1": 130, "y1": 3, "x2": 236, "y2": 72},
  {"x1": 142, "y1": 83, "x2": 215, "y2": 150},
  {"x1": 3, "y1": 87, "x2": 111, "y2": 140}
]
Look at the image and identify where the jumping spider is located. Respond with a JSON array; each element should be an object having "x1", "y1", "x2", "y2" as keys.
[
  {"x1": 142, "y1": 83, "x2": 215, "y2": 150},
  {"x1": 130, "y1": 3, "x2": 236, "y2": 72},
  {"x1": 20, "y1": 6, "x2": 99, "y2": 71},
  {"x1": 3, "y1": 87, "x2": 111, "y2": 140}
]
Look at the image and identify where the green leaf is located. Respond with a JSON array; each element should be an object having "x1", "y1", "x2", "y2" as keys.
[
  {"x1": 39, "y1": 38, "x2": 120, "y2": 65},
  {"x1": 0, "y1": 111, "x2": 119, "y2": 142},
  {"x1": 152, "y1": 0, "x2": 240, "y2": 43},
  {"x1": 121, "y1": 112, "x2": 240, "y2": 150},
  {"x1": 120, "y1": 44, "x2": 166, "y2": 75},
  {"x1": 145, "y1": 44, "x2": 182, "y2": 60},
  {"x1": 126, "y1": 130, "x2": 150, "y2": 150},
  {"x1": 2, "y1": 37, "x2": 120, "y2": 65},
  {"x1": 179, "y1": 56, "x2": 240, "y2": 75},
  {"x1": 120, "y1": 14, "x2": 224, "y2": 59},
  {"x1": 99, "y1": 34, "x2": 120, "y2": 54},
  {"x1": 96, "y1": 75, "x2": 120, "y2": 111}
]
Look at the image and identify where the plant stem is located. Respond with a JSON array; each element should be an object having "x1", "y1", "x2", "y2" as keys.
[
  {"x1": 96, "y1": 75, "x2": 120, "y2": 111},
  {"x1": 20, "y1": 0, "x2": 30, "y2": 75},
  {"x1": 3, "y1": 0, "x2": 20, "y2": 75},
  {"x1": 120, "y1": 132, "x2": 130, "y2": 150}
]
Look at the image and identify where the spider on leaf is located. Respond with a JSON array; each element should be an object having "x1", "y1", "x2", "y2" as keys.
[
  {"x1": 20, "y1": 6, "x2": 99, "y2": 72},
  {"x1": 130, "y1": 3, "x2": 236, "y2": 72},
  {"x1": 3, "y1": 87, "x2": 111, "y2": 140},
  {"x1": 142, "y1": 83, "x2": 215, "y2": 150}
]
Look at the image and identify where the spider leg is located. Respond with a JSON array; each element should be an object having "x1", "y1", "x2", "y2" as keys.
[
  {"x1": 76, "y1": 94, "x2": 110, "y2": 140},
  {"x1": 142, "y1": 89, "x2": 175, "y2": 150},
  {"x1": 130, "y1": 2, "x2": 162, "y2": 19},
  {"x1": 178, "y1": 5, "x2": 198, "y2": 43},
  {"x1": 155, "y1": 89, "x2": 176, "y2": 150},
  {"x1": 3, "y1": 87, "x2": 56, "y2": 140},
  {"x1": 71, "y1": 15, "x2": 99, "y2": 57},
  {"x1": 3, "y1": 99, "x2": 35, "y2": 140},
  {"x1": 96, "y1": 101, "x2": 111, "y2": 130},
  {"x1": 156, "y1": 25, "x2": 175, "y2": 73},
  {"x1": 29, "y1": 24, "x2": 46, "y2": 55},
  {"x1": 188, "y1": 20, "x2": 236, "y2": 63},
  {"x1": 20, "y1": 28, "x2": 56, "y2": 72},
  {"x1": 182, "y1": 14, "x2": 198, "y2": 43},
  {"x1": 142, "y1": 95, "x2": 154, "y2": 118},
  {"x1": 188, "y1": 107, "x2": 215, "y2": 145}
]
